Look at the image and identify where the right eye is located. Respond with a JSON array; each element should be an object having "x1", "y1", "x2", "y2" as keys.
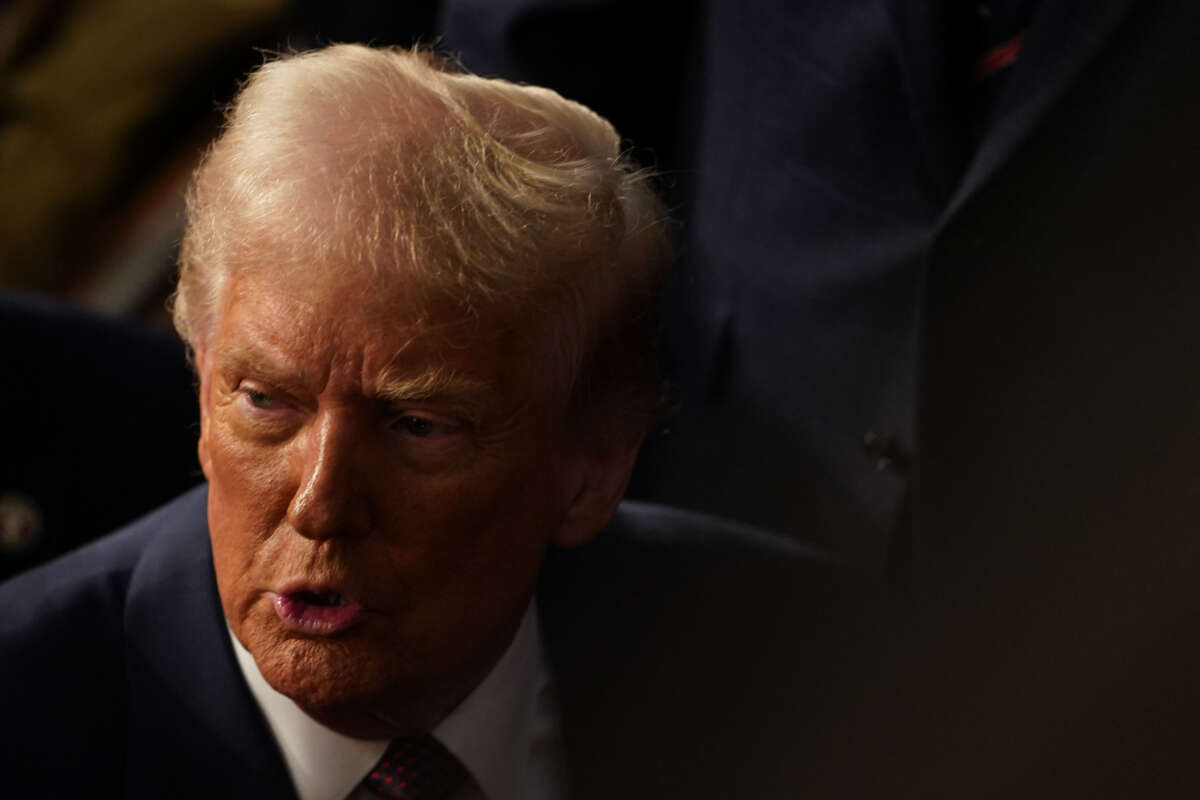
[{"x1": 228, "y1": 382, "x2": 300, "y2": 442}]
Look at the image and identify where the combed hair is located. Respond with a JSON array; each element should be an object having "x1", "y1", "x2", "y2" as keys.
[{"x1": 173, "y1": 44, "x2": 672, "y2": 431}]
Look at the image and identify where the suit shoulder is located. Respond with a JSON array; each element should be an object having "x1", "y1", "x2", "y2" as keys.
[
  {"x1": 539, "y1": 500, "x2": 862, "y2": 661},
  {"x1": 601, "y1": 499, "x2": 835, "y2": 560},
  {"x1": 540, "y1": 502, "x2": 878, "y2": 799},
  {"x1": 542, "y1": 500, "x2": 842, "y2": 608},
  {"x1": 0, "y1": 485, "x2": 209, "y2": 638},
  {"x1": 0, "y1": 486, "x2": 210, "y2": 782}
]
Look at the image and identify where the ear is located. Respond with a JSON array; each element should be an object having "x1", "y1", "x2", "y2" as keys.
[
  {"x1": 193, "y1": 347, "x2": 214, "y2": 480},
  {"x1": 552, "y1": 428, "x2": 645, "y2": 549}
]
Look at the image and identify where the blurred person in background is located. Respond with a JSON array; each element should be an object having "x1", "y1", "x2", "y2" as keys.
[{"x1": 438, "y1": 0, "x2": 1200, "y2": 796}]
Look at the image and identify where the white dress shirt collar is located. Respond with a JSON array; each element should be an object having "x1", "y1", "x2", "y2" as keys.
[{"x1": 230, "y1": 601, "x2": 565, "y2": 800}]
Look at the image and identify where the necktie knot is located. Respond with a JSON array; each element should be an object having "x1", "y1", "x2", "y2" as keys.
[{"x1": 362, "y1": 734, "x2": 467, "y2": 800}]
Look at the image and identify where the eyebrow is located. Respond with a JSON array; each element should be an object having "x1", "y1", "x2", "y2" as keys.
[
  {"x1": 213, "y1": 345, "x2": 311, "y2": 388},
  {"x1": 374, "y1": 367, "x2": 494, "y2": 411},
  {"x1": 213, "y1": 342, "x2": 497, "y2": 414}
]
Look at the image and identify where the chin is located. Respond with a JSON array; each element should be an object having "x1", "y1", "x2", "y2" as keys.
[
  {"x1": 248, "y1": 630, "x2": 456, "y2": 737},
  {"x1": 254, "y1": 632, "x2": 375, "y2": 706},
  {"x1": 230, "y1": 594, "x2": 374, "y2": 702}
]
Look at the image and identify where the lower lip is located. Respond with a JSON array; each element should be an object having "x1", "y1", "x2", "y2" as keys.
[{"x1": 273, "y1": 592, "x2": 368, "y2": 635}]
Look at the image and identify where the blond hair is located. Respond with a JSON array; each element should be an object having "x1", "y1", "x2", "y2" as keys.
[{"x1": 173, "y1": 44, "x2": 671, "y2": 430}]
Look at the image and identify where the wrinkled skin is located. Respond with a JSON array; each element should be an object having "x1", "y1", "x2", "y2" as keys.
[{"x1": 196, "y1": 266, "x2": 634, "y2": 738}]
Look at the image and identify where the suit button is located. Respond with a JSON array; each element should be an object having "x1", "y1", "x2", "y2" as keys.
[{"x1": 863, "y1": 431, "x2": 908, "y2": 474}]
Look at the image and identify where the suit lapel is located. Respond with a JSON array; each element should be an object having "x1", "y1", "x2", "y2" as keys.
[
  {"x1": 122, "y1": 486, "x2": 296, "y2": 799},
  {"x1": 943, "y1": 0, "x2": 1139, "y2": 221}
]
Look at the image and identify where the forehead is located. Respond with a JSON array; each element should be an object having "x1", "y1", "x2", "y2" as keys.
[{"x1": 207, "y1": 266, "x2": 552, "y2": 402}]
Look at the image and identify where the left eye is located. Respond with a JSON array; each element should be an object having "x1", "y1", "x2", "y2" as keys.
[
  {"x1": 394, "y1": 416, "x2": 438, "y2": 437},
  {"x1": 246, "y1": 390, "x2": 277, "y2": 410}
]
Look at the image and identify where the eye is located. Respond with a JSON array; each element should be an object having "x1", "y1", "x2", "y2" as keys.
[
  {"x1": 394, "y1": 415, "x2": 438, "y2": 438},
  {"x1": 389, "y1": 412, "x2": 466, "y2": 442},
  {"x1": 245, "y1": 389, "x2": 278, "y2": 410}
]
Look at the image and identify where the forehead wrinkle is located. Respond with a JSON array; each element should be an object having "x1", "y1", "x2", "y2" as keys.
[{"x1": 210, "y1": 278, "x2": 336, "y2": 382}]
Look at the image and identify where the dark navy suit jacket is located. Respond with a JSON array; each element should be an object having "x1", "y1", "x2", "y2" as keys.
[{"x1": 0, "y1": 485, "x2": 863, "y2": 799}]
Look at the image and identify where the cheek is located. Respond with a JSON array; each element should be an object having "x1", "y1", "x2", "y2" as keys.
[
  {"x1": 373, "y1": 474, "x2": 551, "y2": 669},
  {"x1": 206, "y1": 412, "x2": 294, "y2": 506},
  {"x1": 397, "y1": 459, "x2": 560, "y2": 590},
  {"x1": 205, "y1": 415, "x2": 296, "y2": 594}
]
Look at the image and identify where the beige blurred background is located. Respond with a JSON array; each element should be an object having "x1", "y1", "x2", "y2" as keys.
[{"x1": 0, "y1": 0, "x2": 436, "y2": 329}]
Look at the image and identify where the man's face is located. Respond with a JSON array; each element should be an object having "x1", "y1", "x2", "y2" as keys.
[{"x1": 196, "y1": 265, "x2": 588, "y2": 736}]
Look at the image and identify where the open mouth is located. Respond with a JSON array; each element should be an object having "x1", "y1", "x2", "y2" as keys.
[
  {"x1": 274, "y1": 587, "x2": 366, "y2": 634},
  {"x1": 294, "y1": 589, "x2": 349, "y2": 607}
]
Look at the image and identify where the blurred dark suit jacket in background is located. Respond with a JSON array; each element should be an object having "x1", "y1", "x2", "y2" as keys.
[
  {"x1": 0, "y1": 292, "x2": 201, "y2": 580},
  {"x1": 439, "y1": 0, "x2": 1200, "y2": 795}
]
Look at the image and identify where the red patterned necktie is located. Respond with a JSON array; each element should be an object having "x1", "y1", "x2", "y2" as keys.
[{"x1": 362, "y1": 735, "x2": 468, "y2": 799}]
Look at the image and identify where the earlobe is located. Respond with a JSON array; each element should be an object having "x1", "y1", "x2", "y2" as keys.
[{"x1": 552, "y1": 431, "x2": 644, "y2": 549}]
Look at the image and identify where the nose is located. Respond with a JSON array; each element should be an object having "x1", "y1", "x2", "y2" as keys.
[{"x1": 286, "y1": 409, "x2": 372, "y2": 540}]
